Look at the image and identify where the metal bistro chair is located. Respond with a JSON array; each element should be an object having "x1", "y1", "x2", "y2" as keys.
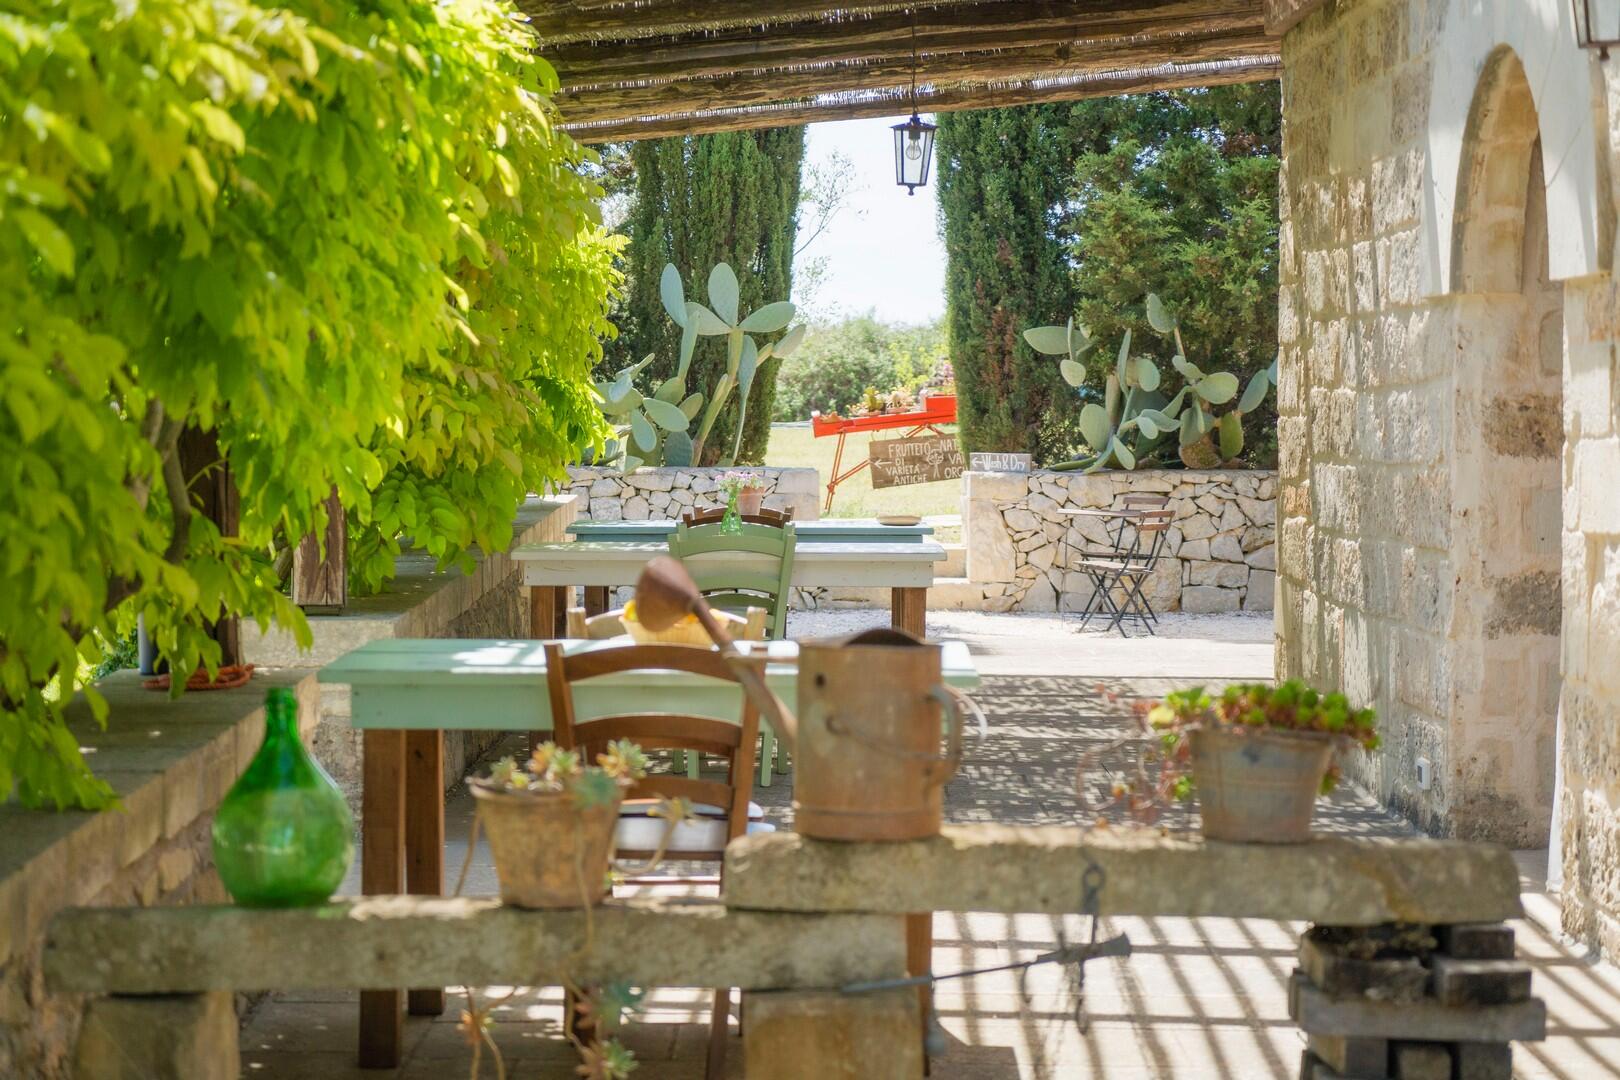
[
  {"x1": 667, "y1": 520, "x2": 797, "y2": 783},
  {"x1": 1071, "y1": 506, "x2": 1174, "y2": 636},
  {"x1": 543, "y1": 641, "x2": 772, "y2": 1080}
]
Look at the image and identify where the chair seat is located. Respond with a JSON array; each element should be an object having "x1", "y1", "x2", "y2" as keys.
[
  {"x1": 621, "y1": 798, "x2": 764, "y2": 820},
  {"x1": 615, "y1": 814, "x2": 776, "y2": 853}
]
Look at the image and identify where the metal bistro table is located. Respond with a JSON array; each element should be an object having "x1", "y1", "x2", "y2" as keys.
[
  {"x1": 515, "y1": 534, "x2": 947, "y2": 639},
  {"x1": 319, "y1": 636, "x2": 981, "y2": 1068}
]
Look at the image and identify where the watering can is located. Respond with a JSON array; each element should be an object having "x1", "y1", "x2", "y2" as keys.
[{"x1": 634, "y1": 556, "x2": 967, "y2": 841}]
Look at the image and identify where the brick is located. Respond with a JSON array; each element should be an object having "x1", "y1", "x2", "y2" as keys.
[
  {"x1": 1290, "y1": 975, "x2": 1545, "y2": 1042},
  {"x1": 1390, "y1": 1042, "x2": 1449, "y2": 1080},
  {"x1": 1300, "y1": 933, "x2": 1429, "y2": 1003},
  {"x1": 1453, "y1": 1042, "x2": 1512, "y2": 1080},
  {"x1": 1299, "y1": 1050, "x2": 1352, "y2": 1080},
  {"x1": 73, "y1": 992, "x2": 237, "y2": 1080},
  {"x1": 743, "y1": 989, "x2": 922, "y2": 1080},
  {"x1": 1309, "y1": 1033, "x2": 1388, "y2": 1078},
  {"x1": 1428, "y1": 957, "x2": 1531, "y2": 1006},
  {"x1": 1434, "y1": 923, "x2": 1515, "y2": 960}
]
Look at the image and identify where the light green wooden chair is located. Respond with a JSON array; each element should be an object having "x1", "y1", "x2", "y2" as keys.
[{"x1": 667, "y1": 520, "x2": 796, "y2": 783}]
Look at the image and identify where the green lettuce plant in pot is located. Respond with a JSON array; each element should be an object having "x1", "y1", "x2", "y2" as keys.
[
  {"x1": 470, "y1": 740, "x2": 647, "y2": 908},
  {"x1": 1147, "y1": 681, "x2": 1379, "y2": 843}
]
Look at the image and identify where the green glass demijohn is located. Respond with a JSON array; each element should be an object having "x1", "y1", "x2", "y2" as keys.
[{"x1": 211, "y1": 687, "x2": 354, "y2": 906}]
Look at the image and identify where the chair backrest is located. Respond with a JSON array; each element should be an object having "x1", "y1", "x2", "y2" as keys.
[
  {"x1": 566, "y1": 606, "x2": 768, "y2": 642},
  {"x1": 542, "y1": 642, "x2": 761, "y2": 858},
  {"x1": 1125, "y1": 508, "x2": 1175, "y2": 566},
  {"x1": 681, "y1": 504, "x2": 794, "y2": 527},
  {"x1": 666, "y1": 521, "x2": 796, "y2": 639},
  {"x1": 1120, "y1": 494, "x2": 1170, "y2": 509}
]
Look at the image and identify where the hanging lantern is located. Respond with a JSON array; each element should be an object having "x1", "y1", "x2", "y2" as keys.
[
  {"x1": 1574, "y1": 0, "x2": 1620, "y2": 57},
  {"x1": 892, "y1": 113, "x2": 937, "y2": 195}
]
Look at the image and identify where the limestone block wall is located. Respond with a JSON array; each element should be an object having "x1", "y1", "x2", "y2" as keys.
[
  {"x1": 1275, "y1": 0, "x2": 1620, "y2": 959},
  {"x1": 564, "y1": 466, "x2": 821, "y2": 524},
  {"x1": 245, "y1": 496, "x2": 577, "y2": 808},
  {"x1": 962, "y1": 469, "x2": 1276, "y2": 614},
  {"x1": 0, "y1": 671, "x2": 317, "y2": 1079}
]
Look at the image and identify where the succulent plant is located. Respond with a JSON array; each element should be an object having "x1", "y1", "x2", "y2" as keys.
[
  {"x1": 591, "y1": 262, "x2": 804, "y2": 470},
  {"x1": 1024, "y1": 293, "x2": 1275, "y2": 472}
]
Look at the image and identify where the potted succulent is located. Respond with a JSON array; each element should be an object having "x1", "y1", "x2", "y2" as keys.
[
  {"x1": 1148, "y1": 681, "x2": 1378, "y2": 843},
  {"x1": 470, "y1": 740, "x2": 647, "y2": 908}
]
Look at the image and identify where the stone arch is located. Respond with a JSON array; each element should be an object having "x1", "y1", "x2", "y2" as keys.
[
  {"x1": 1441, "y1": 45, "x2": 1566, "y2": 845},
  {"x1": 1421, "y1": 0, "x2": 1609, "y2": 296}
]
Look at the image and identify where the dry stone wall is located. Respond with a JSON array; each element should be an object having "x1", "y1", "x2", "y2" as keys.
[
  {"x1": 564, "y1": 466, "x2": 820, "y2": 524},
  {"x1": 963, "y1": 470, "x2": 1276, "y2": 614}
]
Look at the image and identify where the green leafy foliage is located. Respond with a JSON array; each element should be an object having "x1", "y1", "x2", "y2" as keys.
[
  {"x1": 1148, "y1": 681, "x2": 1379, "y2": 795},
  {"x1": 610, "y1": 130, "x2": 806, "y2": 463},
  {"x1": 771, "y1": 314, "x2": 948, "y2": 421},
  {"x1": 1, "y1": 0, "x2": 618, "y2": 808}
]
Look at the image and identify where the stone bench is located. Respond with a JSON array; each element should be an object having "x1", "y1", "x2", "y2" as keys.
[{"x1": 44, "y1": 826, "x2": 1543, "y2": 1080}]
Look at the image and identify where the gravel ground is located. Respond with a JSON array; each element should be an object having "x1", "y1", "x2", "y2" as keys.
[{"x1": 787, "y1": 606, "x2": 1276, "y2": 643}]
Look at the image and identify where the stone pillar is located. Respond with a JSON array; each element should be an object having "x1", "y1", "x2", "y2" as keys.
[
  {"x1": 742, "y1": 988, "x2": 922, "y2": 1079},
  {"x1": 1291, "y1": 923, "x2": 1543, "y2": 1079},
  {"x1": 73, "y1": 992, "x2": 238, "y2": 1080}
]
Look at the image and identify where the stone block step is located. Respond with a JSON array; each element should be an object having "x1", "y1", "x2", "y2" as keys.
[
  {"x1": 1289, "y1": 975, "x2": 1545, "y2": 1043},
  {"x1": 938, "y1": 542, "x2": 965, "y2": 578}
]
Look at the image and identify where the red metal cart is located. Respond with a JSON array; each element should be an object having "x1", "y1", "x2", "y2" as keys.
[{"x1": 810, "y1": 394, "x2": 958, "y2": 513}]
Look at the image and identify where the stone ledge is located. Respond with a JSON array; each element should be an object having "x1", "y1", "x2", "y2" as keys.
[
  {"x1": 245, "y1": 494, "x2": 578, "y2": 668},
  {"x1": 723, "y1": 826, "x2": 1522, "y2": 926},
  {"x1": 0, "y1": 670, "x2": 316, "y2": 971},
  {"x1": 43, "y1": 897, "x2": 905, "y2": 994}
]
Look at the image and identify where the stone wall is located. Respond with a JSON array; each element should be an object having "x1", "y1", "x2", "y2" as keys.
[
  {"x1": 1274, "y1": 0, "x2": 1620, "y2": 960},
  {"x1": 0, "y1": 671, "x2": 317, "y2": 1079},
  {"x1": 565, "y1": 466, "x2": 821, "y2": 524},
  {"x1": 244, "y1": 495, "x2": 577, "y2": 808},
  {"x1": 961, "y1": 469, "x2": 1276, "y2": 614}
]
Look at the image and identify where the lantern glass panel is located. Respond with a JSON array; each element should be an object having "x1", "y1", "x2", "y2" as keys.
[
  {"x1": 891, "y1": 115, "x2": 937, "y2": 193},
  {"x1": 1575, "y1": 0, "x2": 1620, "y2": 49}
]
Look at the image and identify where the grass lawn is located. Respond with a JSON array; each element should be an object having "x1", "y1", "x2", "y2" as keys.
[{"x1": 763, "y1": 422, "x2": 964, "y2": 525}]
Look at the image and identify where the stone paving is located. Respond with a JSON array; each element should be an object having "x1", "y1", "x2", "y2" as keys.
[{"x1": 240, "y1": 612, "x2": 1620, "y2": 1079}]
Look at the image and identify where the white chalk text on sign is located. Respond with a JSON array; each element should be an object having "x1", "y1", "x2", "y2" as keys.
[
  {"x1": 870, "y1": 434, "x2": 966, "y2": 489},
  {"x1": 969, "y1": 452, "x2": 1032, "y2": 473}
]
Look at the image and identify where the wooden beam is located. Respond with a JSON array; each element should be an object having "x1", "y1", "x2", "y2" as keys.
[
  {"x1": 521, "y1": 0, "x2": 995, "y2": 45},
  {"x1": 1263, "y1": 0, "x2": 1328, "y2": 35},
  {"x1": 556, "y1": 27, "x2": 1277, "y2": 125},
  {"x1": 722, "y1": 826, "x2": 1525, "y2": 926},
  {"x1": 546, "y1": 0, "x2": 1262, "y2": 87},
  {"x1": 42, "y1": 897, "x2": 907, "y2": 994},
  {"x1": 564, "y1": 56, "x2": 1280, "y2": 142}
]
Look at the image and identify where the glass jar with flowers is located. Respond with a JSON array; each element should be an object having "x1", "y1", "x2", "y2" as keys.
[{"x1": 716, "y1": 470, "x2": 767, "y2": 532}]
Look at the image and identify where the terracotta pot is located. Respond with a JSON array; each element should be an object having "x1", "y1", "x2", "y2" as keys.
[
  {"x1": 792, "y1": 628, "x2": 966, "y2": 841},
  {"x1": 737, "y1": 488, "x2": 765, "y2": 516},
  {"x1": 471, "y1": 782, "x2": 621, "y2": 907},
  {"x1": 1188, "y1": 726, "x2": 1335, "y2": 844}
]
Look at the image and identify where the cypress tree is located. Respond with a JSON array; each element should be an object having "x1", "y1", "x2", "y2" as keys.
[
  {"x1": 614, "y1": 128, "x2": 806, "y2": 464},
  {"x1": 936, "y1": 105, "x2": 1082, "y2": 460}
]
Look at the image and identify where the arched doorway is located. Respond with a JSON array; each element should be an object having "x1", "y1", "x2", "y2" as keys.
[{"x1": 1445, "y1": 48, "x2": 1564, "y2": 845}]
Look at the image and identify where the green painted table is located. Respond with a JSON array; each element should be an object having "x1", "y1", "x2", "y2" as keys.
[{"x1": 319, "y1": 636, "x2": 981, "y2": 1067}]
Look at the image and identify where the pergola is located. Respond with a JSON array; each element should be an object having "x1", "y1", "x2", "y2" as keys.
[{"x1": 523, "y1": 0, "x2": 1315, "y2": 143}]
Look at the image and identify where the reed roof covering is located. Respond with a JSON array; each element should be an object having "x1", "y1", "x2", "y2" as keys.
[{"x1": 522, "y1": 1, "x2": 1283, "y2": 142}]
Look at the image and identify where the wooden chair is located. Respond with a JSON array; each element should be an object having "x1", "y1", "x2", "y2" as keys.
[
  {"x1": 565, "y1": 606, "x2": 768, "y2": 642},
  {"x1": 667, "y1": 521, "x2": 797, "y2": 783},
  {"x1": 680, "y1": 503, "x2": 794, "y2": 527},
  {"x1": 1071, "y1": 508, "x2": 1174, "y2": 636},
  {"x1": 543, "y1": 642, "x2": 772, "y2": 1080}
]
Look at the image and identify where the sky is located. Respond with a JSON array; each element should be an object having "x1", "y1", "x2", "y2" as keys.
[{"x1": 792, "y1": 116, "x2": 947, "y2": 326}]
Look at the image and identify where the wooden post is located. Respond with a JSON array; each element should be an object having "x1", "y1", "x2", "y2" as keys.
[
  {"x1": 294, "y1": 487, "x2": 347, "y2": 614},
  {"x1": 404, "y1": 730, "x2": 445, "y2": 1017},
  {"x1": 175, "y1": 427, "x2": 242, "y2": 665},
  {"x1": 891, "y1": 587, "x2": 927, "y2": 639},
  {"x1": 584, "y1": 585, "x2": 610, "y2": 617},
  {"x1": 359, "y1": 730, "x2": 406, "y2": 1068},
  {"x1": 742, "y1": 988, "x2": 923, "y2": 1079},
  {"x1": 529, "y1": 584, "x2": 567, "y2": 638}
]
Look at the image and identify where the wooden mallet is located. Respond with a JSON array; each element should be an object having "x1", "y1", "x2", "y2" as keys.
[{"x1": 633, "y1": 556, "x2": 797, "y2": 747}]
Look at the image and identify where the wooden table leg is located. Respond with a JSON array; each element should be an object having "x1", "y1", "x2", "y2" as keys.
[
  {"x1": 584, "y1": 585, "x2": 610, "y2": 617},
  {"x1": 892, "y1": 587, "x2": 927, "y2": 639},
  {"x1": 359, "y1": 730, "x2": 406, "y2": 1069},
  {"x1": 405, "y1": 729, "x2": 444, "y2": 1017},
  {"x1": 529, "y1": 584, "x2": 568, "y2": 638},
  {"x1": 907, "y1": 912, "x2": 933, "y2": 1074}
]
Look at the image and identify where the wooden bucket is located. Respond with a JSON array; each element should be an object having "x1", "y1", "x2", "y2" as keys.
[{"x1": 793, "y1": 628, "x2": 965, "y2": 841}]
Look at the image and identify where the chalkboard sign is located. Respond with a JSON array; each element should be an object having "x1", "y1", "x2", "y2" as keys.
[
  {"x1": 969, "y1": 452, "x2": 1032, "y2": 473},
  {"x1": 869, "y1": 434, "x2": 965, "y2": 489}
]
